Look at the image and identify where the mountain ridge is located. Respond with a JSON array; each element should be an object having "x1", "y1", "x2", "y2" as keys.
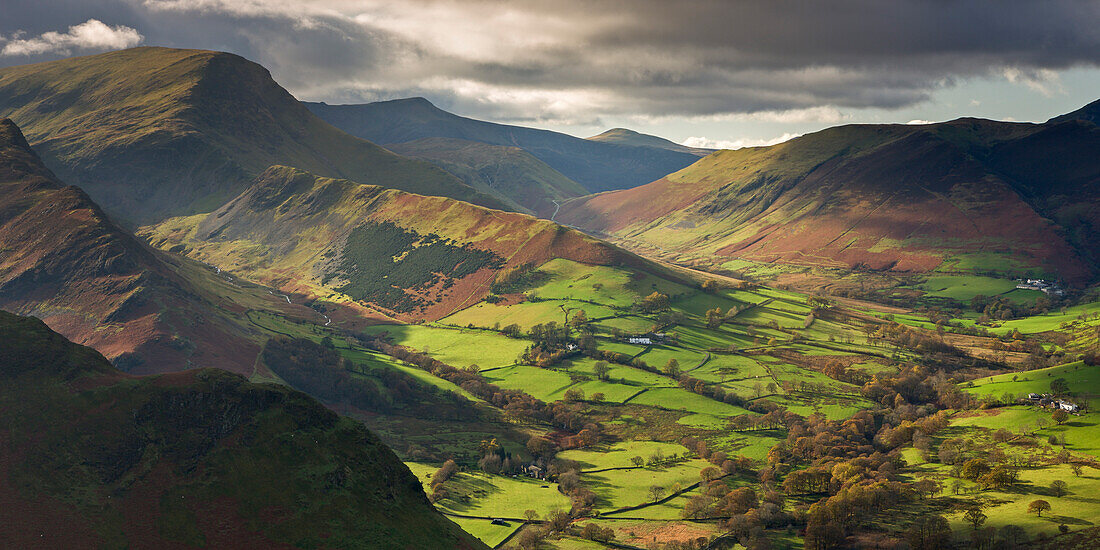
[
  {"x1": 305, "y1": 97, "x2": 705, "y2": 193},
  {"x1": 558, "y1": 114, "x2": 1100, "y2": 284},
  {"x1": 0, "y1": 47, "x2": 504, "y2": 225}
]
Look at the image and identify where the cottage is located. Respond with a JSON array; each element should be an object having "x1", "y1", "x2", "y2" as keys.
[
  {"x1": 525, "y1": 465, "x2": 544, "y2": 478},
  {"x1": 1027, "y1": 393, "x2": 1041, "y2": 401},
  {"x1": 627, "y1": 337, "x2": 653, "y2": 345}
]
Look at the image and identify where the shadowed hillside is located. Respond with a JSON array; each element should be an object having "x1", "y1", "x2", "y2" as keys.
[
  {"x1": 0, "y1": 47, "x2": 504, "y2": 225},
  {"x1": 305, "y1": 98, "x2": 703, "y2": 193},
  {"x1": 0, "y1": 310, "x2": 484, "y2": 550},
  {"x1": 388, "y1": 137, "x2": 588, "y2": 217},
  {"x1": 559, "y1": 115, "x2": 1100, "y2": 285},
  {"x1": 0, "y1": 118, "x2": 264, "y2": 374}
]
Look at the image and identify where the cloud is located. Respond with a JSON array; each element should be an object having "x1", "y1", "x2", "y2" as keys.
[
  {"x1": 682, "y1": 133, "x2": 802, "y2": 150},
  {"x1": 2, "y1": 1, "x2": 1099, "y2": 123},
  {"x1": 905, "y1": 119, "x2": 934, "y2": 125},
  {"x1": 1, "y1": 19, "x2": 142, "y2": 57}
]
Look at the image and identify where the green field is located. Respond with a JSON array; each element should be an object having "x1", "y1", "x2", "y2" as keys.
[{"x1": 363, "y1": 324, "x2": 529, "y2": 369}]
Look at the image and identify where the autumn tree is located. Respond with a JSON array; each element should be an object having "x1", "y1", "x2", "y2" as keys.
[
  {"x1": 1053, "y1": 409, "x2": 1069, "y2": 424},
  {"x1": 1028, "y1": 499, "x2": 1051, "y2": 517}
]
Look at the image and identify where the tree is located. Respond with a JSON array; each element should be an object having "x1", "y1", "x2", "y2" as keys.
[
  {"x1": 593, "y1": 361, "x2": 611, "y2": 381},
  {"x1": 998, "y1": 524, "x2": 1028, "y2": 548},
  {"x1": 630, "y1": 456, "x2": 645, "y2": 467},
  {"x1": 1050, "y1": 479, "x2": 1069, "y2": 497},
  {"x1": 1028, "y1": 499, "x2": 1051, "y2": 517},
  {"x1": 705, "y1": 307, "x2": 724, "y2": 329},
  {"x1": 649, "y1": 485, "x2": 666, "y2": 502},
  {"x1": 663, "y1": 358, "x2": 680, "y2": 377},
  {"x1": 564, "y1": 388, "x2": 585, "y2": 402},
  {"x1": 1051, "y1": 377, "x2": 1070, "y2": 395},
  {"x1": 1071, "y1": 463, "x2": 1084, "y2": 477},
  {"x1": 1053, "y1": 409, "x2": 1069, "y2": 424},
  {"x1": 906, "y1": 515, "x2": 953, "y2": 550},
  {"x1": 964, "y1": 505, "x2": 987, "y2": 530},
  {"x1": 640, "y1": 292, "x2": 671, "y2": 313},
  {"x1": 523, "y1": 509, "x2": 540, "y2": 522},
  {"x1": 590, "y1": 392, "x2": 605, "y2": 403},
  {"x1": 960, "y1": 458, "x2": 992, "y2": 480}
]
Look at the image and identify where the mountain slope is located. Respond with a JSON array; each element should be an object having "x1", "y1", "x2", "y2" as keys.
[
  {"x1": 304, "y1": 98, "x2": 703, "y2": 193},
  {"x1": 587, "y1": 127, "x2": 712, "y2": 156},
  {"x1": 0, "y1": 310, "x2": 483, "y2": 550},
  {"x1": 140, "y1": 165, "x2": 657, "y2": 322},
  {"x1": 558, "y1": 117, "x2": 1100, "y2": 284},
  {"x1": 0, "y1": 118, "x2": 269, "y2": 374},
  {"x1": 0, "y1": 47, "x2": 503, "y2": 225},
  {"x1": 1049, "y1": 98, "x2": 1100, "y2": 126},
  {"x1": 387, "y1": 137, "x2": 587, "y2": 217}
]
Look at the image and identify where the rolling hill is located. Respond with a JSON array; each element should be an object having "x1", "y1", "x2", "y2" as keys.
[
  {"x1": 139, "y1": 165, "x2": 660, "y2": 323},
  {"x1": 304, "y1": 97, "x2": 704, "y2": 193},
  {"x1": 0, "y1": 118, "x2": 273, "y2": 374},
  {"x1": 387, "y1": 137, "x2": 588, "y2": 217},
  {"x1": 586, "y1": 127, "x2": 713, "y2": 156},
  {"x1": 558, "y1": 115, "x2": 1100, "y2": 285},
  {"x1": 0, "y1": 47, "x2": 503, "y2": 225},
  {"x1": 0, "y1": 310, "x2": 484, "y2": 549}
]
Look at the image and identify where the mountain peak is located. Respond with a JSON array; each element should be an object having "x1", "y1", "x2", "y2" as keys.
[{"x1": 0, "y1": 118, "x2": 30, "y2": 150}]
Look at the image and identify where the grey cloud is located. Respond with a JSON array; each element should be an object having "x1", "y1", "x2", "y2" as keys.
[{"x1": 1, "y1": 0, "x2": 1098, "y2": 123}]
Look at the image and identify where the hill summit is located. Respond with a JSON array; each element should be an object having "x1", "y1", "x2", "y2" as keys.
[{"x1": 0, "y1": 47, "x2": 501, "y2": 224}]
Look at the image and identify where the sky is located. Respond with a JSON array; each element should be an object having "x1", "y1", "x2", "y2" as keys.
[{"x1": 2, "y1": 0, "x2": 1100, "y2": 148}]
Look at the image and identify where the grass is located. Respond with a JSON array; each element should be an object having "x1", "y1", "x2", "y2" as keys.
[
  {"x1": 913, "y1": 275, "x2": 1019, "y2": 302},
  {"x1": 962, "y1": 361, "x2": 1100, "y2": 407},
  {"x1": 363, "y1": 324, "x2": 529, "y2": 369},
  {"x1": 630, "y1": 388, "x2": 753, "y2": 416}
]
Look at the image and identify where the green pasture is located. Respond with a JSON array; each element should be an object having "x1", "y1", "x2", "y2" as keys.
[{"x1": 363, "y1": 324, "x2": 529, "y2": 369}]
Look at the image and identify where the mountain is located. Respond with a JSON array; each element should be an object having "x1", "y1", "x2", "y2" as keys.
[
  {"x1": 1050, "y1": 98, "x2": 1100, "y2": 126},
  {"x1": 587, "y1": 127, "x2": 713, "y2": 156},
  {"x1": 0, "y1": 47, "x2": 503, "y2": 225},
  {"x1": 304, "y1": 98, "x2": 703, "y2": 193},
  {"x1": 387, "y1": 137, "x2": 588, "y2": 217},
  {"x1": 0, "y1": 310, "x2": 484, "y2": 549},
  {"x1": 558, "y1": 116, "x2": 1100, "y2": 284},
  {"x1": 140, "y1": 165, "x2": 657, "y2": 322},
  {"x1": 0, "y1": 118, "x2": 268, "y2": 374}
]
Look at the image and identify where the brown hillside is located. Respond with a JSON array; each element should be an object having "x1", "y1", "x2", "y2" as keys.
[
  {"x1": 141, "y1": 165, "x2": 661, "y2": 322},
  {"x1": 559, "y1": 118, "x2": 1100, "y2": 283}
]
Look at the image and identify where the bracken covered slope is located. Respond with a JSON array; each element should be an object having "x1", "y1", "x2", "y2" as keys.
[
  {"x1": 558, "y1": 116, "x2": 1100, "y2": 284},
  {"x1": 0, "y1": 118, "x2": 262, "y2": 374},
  {"x1": 0, "y1": 47, "x2": 503, "y2": 225},
  {"x1": 305, "y1": 97, "x2": 704, "y2": 193},
  {"x1": 0, "y1": 310, "x2": 484, "y2": 550},
  {"x1": 140, "y1": 165, "x2": 659, "y2": 322}
]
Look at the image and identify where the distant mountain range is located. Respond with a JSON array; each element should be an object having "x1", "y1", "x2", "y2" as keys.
[
  {"x1": 559, "y1": 112, "x2": 1100, "y2": 284},
  {"x1": 0, "y1": 47, "x2": 504, "y2": 225},
  {"x1": 386, "y1": 137, "x2": 587, "y2": 217},
  {"x1": 0, "y1": 310, "x2": 483, "y2": 549},
  {"x1": 305, "y1": 98, "x2": 709, "y2": 195}
]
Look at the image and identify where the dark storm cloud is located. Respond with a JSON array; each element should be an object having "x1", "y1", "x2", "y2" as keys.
[{"x1": 2, "y1": 0, "x2": 1098, "y2": 123}]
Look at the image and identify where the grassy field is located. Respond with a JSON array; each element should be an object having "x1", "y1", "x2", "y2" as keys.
[
  {"x1": 913, "y1": 275, "x2": 1019, "y2": 301},
  {"x1": 362, "y1": 324, "x2": 529, "y2": 369},
  {"x1": 963, "y1": 361, "x2": 1100, "y2": 407}
]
